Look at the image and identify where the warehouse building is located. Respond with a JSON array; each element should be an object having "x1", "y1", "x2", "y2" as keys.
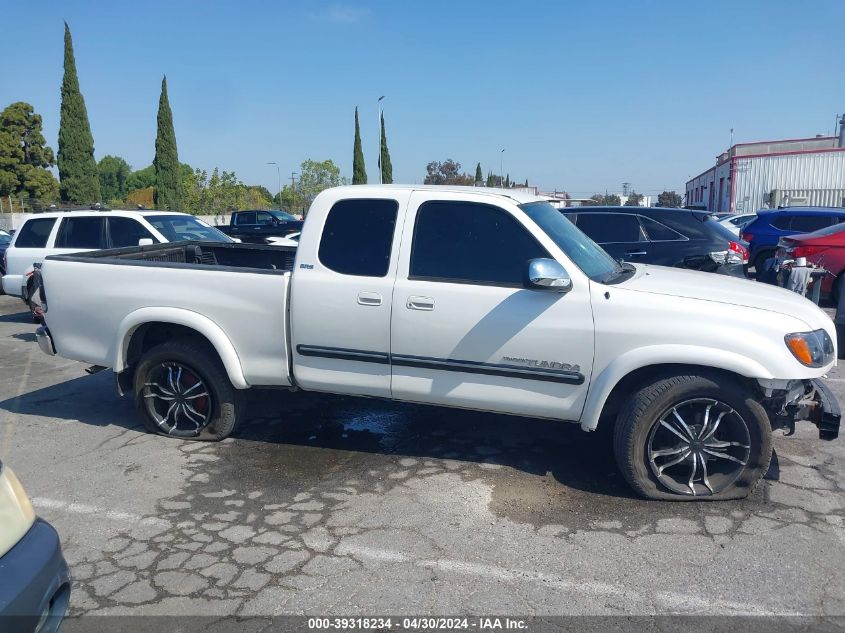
[{"x1": 685, "y1": 119, "x2": 845, "y2": 214}]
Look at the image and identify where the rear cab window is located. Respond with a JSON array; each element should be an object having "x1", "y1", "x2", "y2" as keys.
[
  {"x1": 13, "y1": 217, "x2": 57, "y2": 248},
  {"x1": 318, "y1": 199, "x2": 399, "y2": 277},
  {"x1": 235, "y1": 212, "x2": 257, "y2": 225}
]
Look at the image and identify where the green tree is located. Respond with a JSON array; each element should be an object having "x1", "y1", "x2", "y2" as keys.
[
  {"x1": 485, "y1": 171, "x2": 493, "y2": 187},
  {"x1": 589, "y1": 193, "x2": 621, "y2": 205},
  {"x1": 126, "y1": 164, "x2": 156, "y2": 192},
  {"x1": 656, "y1": 190, "x2": 683, "y2": 207},
  {"x1": 424, "y1": 160, "x2": 474, "y2": 186},
  {"x1": 475, "y1": 163, "x2": 483, "y2": 184},
  {"x1": 97, "y1": 155, "x2": 131, "y2": 202},
  {"x1": 504, "y1": 174, "x2": 510, "y2": 187},
  {"x1": 153, "y1": 76, "x2": 181, "y2": 211},
  {"x1": 524, "y1": 178, "x2": 528, "y2": 187},
  {"x1": 0, "y1": 102, "x2": 59, "y2": 201},
  {"x1": 352, "y1": 107, "x2": 366, "y2": 184},
  {"x1": 57, "y1": 22, "x2": 100, "y2": 203},
  {"x1": 379, "y1": 113, "x2": 393, "y2": 184},
  {"x1": 624, "y1": 192, "x2": 644, "y2": 206}
]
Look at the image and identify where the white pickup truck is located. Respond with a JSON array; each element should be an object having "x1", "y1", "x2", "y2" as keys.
[{"x1": 35, "y1": 186, "x2": 840, "y2": 500}]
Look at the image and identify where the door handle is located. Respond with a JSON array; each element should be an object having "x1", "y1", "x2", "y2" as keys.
[
  {"x1": 407, "y1": 295, "x2": 435, "y2": 311},
  {"x1": 625, "y1": 250, "x2": 647, "y2": 257},
  {"x1": 357, "y1": 292, "x2": 382, "y2": 306}
]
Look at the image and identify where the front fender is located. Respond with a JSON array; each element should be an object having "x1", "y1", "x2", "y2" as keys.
[
  {"x1": 112, "y1": 307, "x2": 249, "y2": 389},
  {"x1": 580, "y1": 344, "x2": 773, "y2": 432}
]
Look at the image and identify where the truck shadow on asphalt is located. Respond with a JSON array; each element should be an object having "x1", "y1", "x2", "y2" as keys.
[
  {"x1": 0, "y1": 374, "x2": 769, "y2": 519},
  {"x1": 0, "y1": 309, "x2": 35, "y2": 324}
]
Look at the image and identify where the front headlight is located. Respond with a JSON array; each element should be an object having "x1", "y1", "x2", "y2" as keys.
[
  {"x1": 784, "y1": 329, "x2": 835, "y2": 368},
  {"x1": 0, "y1": 461, "x2": 36, "y2": 558}
]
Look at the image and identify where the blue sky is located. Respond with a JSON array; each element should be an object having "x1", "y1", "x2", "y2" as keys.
[{"x1": 2, "y1": 0, "x2": 843, "y2": 197}]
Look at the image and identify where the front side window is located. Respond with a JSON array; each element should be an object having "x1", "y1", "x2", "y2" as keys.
[
  {"x1": 108, "y1": 217, "x2": 156, "y2": 248},
  {"x1": 410, "y1": 201, "x2": 549, "y2": 286},
  {"x1": 256, "y1": 211, "x2": 275, "y2": 225},
  {"x1": 318, "y1": 199, "x2": 398, "y2": 277},
  {"x1": 55, "y1": 217, "x2": 106, "y2": 249},
  {"x1": 575, "y1": 213, "x2": 644, "y2": 244},
  {"x1": 14, "y1": 218, "x2": 56, "y2": 248}
]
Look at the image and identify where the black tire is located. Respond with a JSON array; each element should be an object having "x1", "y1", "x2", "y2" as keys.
[
  {"x1": 133, "y1": 338, "x2": 243, "y2": 441},
  {"x1": 752, "y1": 250, "x2": 773, "y2": 278},
  {"x1": 613, "y1": 372, "x2": 772, "y2": 501}
]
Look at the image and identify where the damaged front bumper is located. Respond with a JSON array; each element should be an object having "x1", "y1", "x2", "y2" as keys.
[{"x1": 760, "y1": 378, "x2": 841, "y2": 440}]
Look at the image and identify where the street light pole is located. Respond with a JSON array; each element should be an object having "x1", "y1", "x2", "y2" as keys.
[
  {"x1": 266, "y1": 162, "x2": 281, "y2": 210},
  {"x1": 500, "y1": 148, "x2": 505, "y2": 187},
  {"x1": 377, "y1": 96, "x2": 385, "y2": 184}
]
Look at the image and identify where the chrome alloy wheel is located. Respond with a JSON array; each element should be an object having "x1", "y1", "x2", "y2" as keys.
[
  {"x1": 142, "y1": 363, "x2": 212, "y2": 436},
  {"x1": 647, "y1": 398, "x2": 751, "y2": 496}
]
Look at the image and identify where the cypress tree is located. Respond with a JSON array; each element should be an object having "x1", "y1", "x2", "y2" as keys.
[
  {"x1": 485, "y1": 171, "x2": 493, "y2": 187},
  {"x1": 379, "y1": 112, "x2": 392, "y2": 184},
  {"x1": 58, "y1": 22, "x2": 100, "y2": 203},
  {"x1": 352, "y1": 107, "x2": 367, "y2": 184},
  {"x1": 475, "y1": 163, "x2": 482, "y2": 184},
  {"x1": 153, "y1": 76, "x2": 182, "y2": 211}
]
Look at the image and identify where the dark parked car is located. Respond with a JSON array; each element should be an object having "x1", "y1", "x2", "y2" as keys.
[
  {"x1": 560, "y1": 206, "x2": 748, "y2": 276},
  {"x1": 741, "y1": 207, "x2": 845, "y2": 272},
  {"x1": 217, "y1": 209, "x2": 304, "y2": 244}
]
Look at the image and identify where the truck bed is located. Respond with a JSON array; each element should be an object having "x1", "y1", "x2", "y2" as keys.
[{"x1": 41, "y1": 241, "x2": 296, "y2": 387}]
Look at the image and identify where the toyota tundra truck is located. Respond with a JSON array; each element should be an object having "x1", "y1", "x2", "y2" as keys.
[{"x1": 34, "y1": 186, "x2": 841, "y2": 500}]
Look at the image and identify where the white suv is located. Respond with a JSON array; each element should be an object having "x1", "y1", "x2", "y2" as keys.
[{"x1": 2, "y1": 210, "x2": 231, "y2": 303}]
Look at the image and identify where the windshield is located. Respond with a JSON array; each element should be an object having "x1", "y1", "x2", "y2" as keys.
[
  {"x1": 270, "y1": 210, "x2": 297, "y2": 222},
  {"x1": 146, "y1": 215, "x2": 233, "y2": 243},
  {"x1": 520, "y1": 201, "x2": 622, "y2": 282}
]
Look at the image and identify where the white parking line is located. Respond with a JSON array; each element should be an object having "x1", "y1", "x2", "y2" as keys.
[
  {"x1": 338, "y1": 543, "x2": 797, "y2": 616},
  {"x1": 31, "y1": 496, "x2": 171, "y2": 529}
]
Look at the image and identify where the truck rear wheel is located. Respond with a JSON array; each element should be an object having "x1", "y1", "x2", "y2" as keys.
[
  {"x1": 613, "y1": 373, "x2": 771, "y2": 500},
  {"x1": 133, "y1": 339, "x2": 243, "y2": 441}
]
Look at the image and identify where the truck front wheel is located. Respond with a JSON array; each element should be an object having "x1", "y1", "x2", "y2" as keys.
[
  {"x1": 613, "y1": 373, "x2": 772, "y2": 500},
  {"x1": 133, "y1": 339, "x2": 243, "y2": 441}
]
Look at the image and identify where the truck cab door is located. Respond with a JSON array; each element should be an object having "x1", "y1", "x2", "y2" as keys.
[
  {"x1": 390, "y1": 191, "x2": 595, "y2": 421},
  {"x1": 289, "y1": 190, "x2": 410, "y2": 397}
]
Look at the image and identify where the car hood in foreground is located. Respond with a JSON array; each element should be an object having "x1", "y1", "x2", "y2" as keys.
[{"x1": 621, "y1": 264, "x2": 832, "y2": 331}]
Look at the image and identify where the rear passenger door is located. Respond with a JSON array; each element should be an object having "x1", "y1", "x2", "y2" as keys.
[
  {"x1": 574, "y1": 212, "x2": 647, "y2": 262},
  {"x1": 290, "y1": 191, "x2": 411, "y2": 397},
  {"x1": 53, "y1": 216, "x2": 107, "y2": 254}
]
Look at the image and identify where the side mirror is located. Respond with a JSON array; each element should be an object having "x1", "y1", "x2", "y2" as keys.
[
  {"x1": 138, "y1": 238, "x2": 154, "y2": 246},
  {"x1": 525, "y1": 258, "x2": 572, "y2": 293}
]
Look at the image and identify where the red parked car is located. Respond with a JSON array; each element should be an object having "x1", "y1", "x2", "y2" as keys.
[{"x1": 777, "y1": 223, "x2": 845, "y2": 298}]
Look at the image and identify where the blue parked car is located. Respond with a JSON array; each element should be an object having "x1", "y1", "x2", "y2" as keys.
[{"x1": 742, "y1": 207, "x2": 845, "y2": 272}]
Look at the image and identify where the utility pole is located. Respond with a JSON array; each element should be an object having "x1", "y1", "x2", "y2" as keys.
[
  {"x1": 377, "y1": 96, "x2": 385, "y2": 184},
  {"x1": 290, "y1": 172, "x2": 298, "y2": 214},
  {"x1": 266, "y1": 162, "x2": 281, "y2": 210},
  {"x1": 500, "y1": 148, "x2": 505, "y2": 187}
]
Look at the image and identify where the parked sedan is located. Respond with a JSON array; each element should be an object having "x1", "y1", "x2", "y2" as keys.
[
  {"x1": 777, "y1": 222, "x2": 845, "y2": 298},
  {"x1": 718, "y1": 213, "x2": 757, "y2": 237},
  {"x1": 560, "y1": 206, "x2": 748, "y2": 276},
  {"x1": 0, "y1": 460, "x2": 70, "y2": 633}
]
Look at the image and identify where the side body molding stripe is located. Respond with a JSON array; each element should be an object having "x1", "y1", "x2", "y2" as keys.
[{"x1": 296, "y1": 345, "x2": 585, "y2": 385}]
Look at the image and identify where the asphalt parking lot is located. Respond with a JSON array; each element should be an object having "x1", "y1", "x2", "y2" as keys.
[{"x1": 0, "y1": 295, "x2": 844, "y2": 619}]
